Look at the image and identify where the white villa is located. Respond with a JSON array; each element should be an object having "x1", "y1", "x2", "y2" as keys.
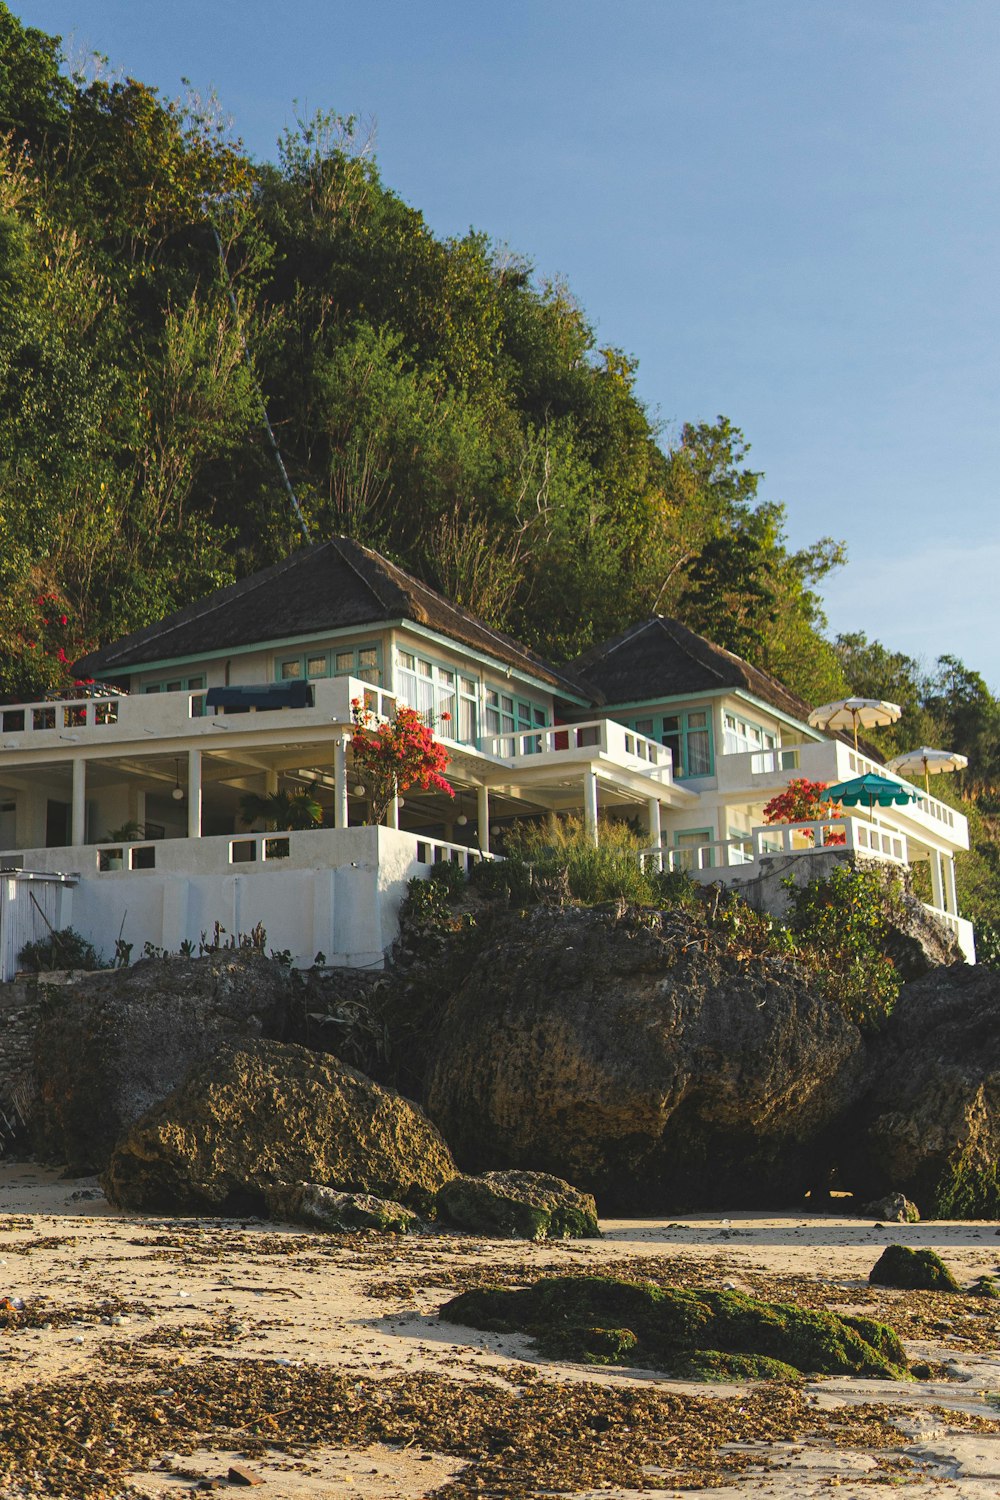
[{"x1": 0, "y1": 538, "x2": 975, "y2": 977}]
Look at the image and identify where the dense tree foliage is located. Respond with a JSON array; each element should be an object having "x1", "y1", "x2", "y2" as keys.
[{"x1": 0, "y1": 8, "x2": 849, "y2": 704}]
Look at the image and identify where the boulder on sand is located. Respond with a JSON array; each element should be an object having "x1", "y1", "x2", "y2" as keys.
[
  {"x1": 424, "y1": 906, "x2": 869, "y2": 1213},
  {"x1": 33, "y1": 953, "x2": 291, "y2": 1173},
  {"x1": 436, "y1": 1170, "x2": 600, "y2": 1240},
  {"x1": 265, "y1": 1181, "x2": 418, "y2": 1233},
  {"x1": 102, "y1": 1038, "x2": 457, "y2": 1214},
  {"x1": 869, "y1": 1245, "x2": 960, "y2": 1292}
]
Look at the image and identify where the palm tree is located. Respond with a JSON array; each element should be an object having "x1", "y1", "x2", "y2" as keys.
[{"x1": 238, "y1": 787, "x2": 322, "y2": 831}]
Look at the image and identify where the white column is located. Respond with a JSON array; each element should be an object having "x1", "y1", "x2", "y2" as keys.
[
  {"x1": 334, "y1": 738, "x2": 348, "y2": 829},
  {"x1": 929, "y1": 850, "x2": 944, "y2": 911},
  {"x1": 71, "y1": 758, "x2": 86, "y2": 846},
  {"x1": 477, "y1": 785, "x2": 490, "y2": 855},
  {"x1": 187, "y1": 748, "x2": 202, "y2": 839},
  {"x1": 583, "y1": 770, "x2": 599, "y2": 845},
  {"x1": 265, "y1": 768, "x2": 278, "y2": 795},
  {"x1": 647, "y1": 797, "x2": 662, "y2": 871},
  {"x1": 387, "y1": 784, "x2": 399, "y2": 829},
  {"x1": 943, "y1": 856, "x2": 958, "y2": 916}
]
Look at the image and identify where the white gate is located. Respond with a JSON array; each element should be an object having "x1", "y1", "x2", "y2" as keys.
[{"x1": 0, "y1": 872, "x2": 76, "y2": 981}]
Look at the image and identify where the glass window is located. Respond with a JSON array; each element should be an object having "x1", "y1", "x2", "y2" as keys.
[
  {"x1": 280, "y1": 659, "x2": 302, "y2": 680},
  {"x1": 307, "y1": 654, "x2": 329, "y2": 678},
  {"x1": 356, "y1": 648, "x2": 379, "y2": 684},
  {"x1": 335, "y1": 651, "x2": 354, "y2": 673}
]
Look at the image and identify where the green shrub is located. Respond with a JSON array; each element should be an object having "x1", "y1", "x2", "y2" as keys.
[
  {"x1": 784, "y1": 864, "x2": 902, "y2": 1029},
  {"x1": 18, "y1": 927, "x2": 103, "y2": 973},
  {"x1": 428, "y1": 858, "x2": 469, "y2": 900},
  {"x1": 499, "y1": 815, "x2": 687, "y2": 908}
]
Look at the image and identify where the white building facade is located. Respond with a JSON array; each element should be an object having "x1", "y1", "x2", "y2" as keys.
[{"x1": 0, "y1": 540, "x2": 974, "y2": 974}]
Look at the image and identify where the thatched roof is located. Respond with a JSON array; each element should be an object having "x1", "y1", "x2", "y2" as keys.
[
  {"x1": 74, "y1": 538, "x2": 590, "y2": 699},
  {"x1": 569, "y1": 617, "x2": 816, "y2": 725}
]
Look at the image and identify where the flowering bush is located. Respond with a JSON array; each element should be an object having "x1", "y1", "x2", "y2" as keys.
[
  {"x1": 763, "y1": 777, "x2": 846, "y2": 846},
  {"x1": 351, "y1": 699, "x2": 454, "y2": 825},
  {"x1": 0, "y1": 583, "x2": 95, "y2": 700}
]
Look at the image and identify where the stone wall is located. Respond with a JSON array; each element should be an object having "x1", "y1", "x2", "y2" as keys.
[{"x1": 0, "y1": 976, "x2": 41, "y2": 1135}]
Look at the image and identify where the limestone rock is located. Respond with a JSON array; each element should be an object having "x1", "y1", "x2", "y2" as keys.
[
  {"x1": 838, "y1": 964, "x2": 1000, "y2": 1217},
  {"x1": 436, "y1": 1170, "x2": 600, "y2": 1240},
  {"x1": 424, "y1": 905, "x2": 869, "y2": 1212},
  {"x1": 265, "y1": 1180, "x2": 417, "y2": 1233},
  {"x1": 857, "y1": 1193, "x2": 920, "y2": 1223},
  {"x1": 869, "y1": 1245, "x2": 960, "y2": 1292},
  {"x1": 33, "y1": 954, "x2": 291, "y2": 1173},
  {"x1": 102, "y1": 1038, "x2": 457, "y2": 1214}
]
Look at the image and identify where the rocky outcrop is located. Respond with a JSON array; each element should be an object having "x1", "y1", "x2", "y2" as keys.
[
  {"x1": 424, "y1": 906, "x2": 870, "y2": 1212},
  {"x1": 880, "y1": 883, "x2": 965, "y2": 979},
  {"x1": 265, "y1": 1181, "x2": 418, "y2": 1233},
  {"x1": 837, "y1": 964, "x2": 1000, "y2": 1217},
  {"x1": 436, "y1": 1170, "x2": 600, "y2": 1240},
  {"x1": 102, "y1": 1038, "x2": 457, "y2": 1214},
  {"x1": 33, "y1": 954, "x2": 291, "y2": 1173}
]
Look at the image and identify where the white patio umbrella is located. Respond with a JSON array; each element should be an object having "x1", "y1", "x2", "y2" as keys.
[
  {"x1": 886, "y1": 746, "x2": 969, "y2": 793},
  {"x1": 807, "y1": 697, "x2": 902, "y2": 751}
]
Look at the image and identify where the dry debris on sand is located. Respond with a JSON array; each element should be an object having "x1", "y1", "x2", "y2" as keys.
[{"x1": 4, "y1": 1166, "x2": 1000, "y2": 1497}]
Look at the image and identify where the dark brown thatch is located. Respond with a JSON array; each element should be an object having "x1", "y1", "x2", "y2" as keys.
[
  {"x1": 74, "y1": 538, "x2": 590, "y2": 699},
  {"x1": 569, "y1": 617, "x2": 817, "y2": 724}
]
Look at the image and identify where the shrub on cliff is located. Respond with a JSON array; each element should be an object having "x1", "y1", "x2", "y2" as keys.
[{"x1": 784, "y1": 864, "x2": 902, "y2": 1029}]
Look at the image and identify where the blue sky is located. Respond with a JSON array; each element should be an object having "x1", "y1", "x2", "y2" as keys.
[{"x1": 15, "y1": 0, "x2": 1000, "y2": 690}]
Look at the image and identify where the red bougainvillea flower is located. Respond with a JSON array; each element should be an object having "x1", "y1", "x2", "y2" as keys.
[
  {"x1": 763, "y1": 777, "x2": 846, "y2": 846},
  {"x1": 350, "y1": 701, "x2": 454, "y2": 825}
]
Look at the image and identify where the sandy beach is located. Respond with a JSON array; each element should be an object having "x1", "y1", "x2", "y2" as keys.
[{"x1": 3, "y1": 1163, "x2": 1000, "y2": 1498}]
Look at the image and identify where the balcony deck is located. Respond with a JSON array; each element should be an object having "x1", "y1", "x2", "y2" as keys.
[{"x1": 715, "y1": 740, "x2": 968, "y2": 851}]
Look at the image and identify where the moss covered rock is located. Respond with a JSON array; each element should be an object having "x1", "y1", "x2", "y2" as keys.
[
  {"x1": 435, "y1": 1170, "x2": 600, "y2": 1240},
  {"x1": 441, "y1": 1275, "x2": 909, "y2": 1380},
  {"x1": 868, "y1": 1245, "x2": 961, "y2": 1292},
  {"x1": 265, "y1": 1181, "x2": 418, "y2": 1233},
  {"x1": 102, "y1": 1039, "x2": 457, "y2": 1214}
]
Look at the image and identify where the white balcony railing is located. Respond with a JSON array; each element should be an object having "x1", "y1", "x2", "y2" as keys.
[
  {"x1": 480, "y1": 719, "x2": 673, "y2": 775},
  {"x1": 0, "y1": 677, "x2": 395, "y2": 755},
  {"x1": 717, "y1": 740, "x2": 964, "y2": 844},
  {"x1": 639, "y1": 817, "x2": 908, "y2": 875}
]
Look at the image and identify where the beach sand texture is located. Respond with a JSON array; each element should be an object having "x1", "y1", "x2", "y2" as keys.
[{"x1": 3, "y1": 1164, "x2": 1000, "y2": 1497}]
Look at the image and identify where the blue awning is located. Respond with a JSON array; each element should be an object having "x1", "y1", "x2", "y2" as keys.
[{"x1": 205, "y1": 682, "x2": 314, "y2": 711}]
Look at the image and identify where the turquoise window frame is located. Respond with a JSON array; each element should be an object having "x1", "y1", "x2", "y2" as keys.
[
  {"x1": 277, "y1": 641, "x2": 382, "y2": 686},
  {"x1": 673, "y1": 827, "x2": 715, "y2": 870},
  {"x1": 722, "y1": 709, "x2": 777, "y2": 756},
  {"x1": 484, "y1": 685, "x2": 550, "y2": 750},
  {"x1": 627, "y1": 709, "x2": 715, "y2": 779}
]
